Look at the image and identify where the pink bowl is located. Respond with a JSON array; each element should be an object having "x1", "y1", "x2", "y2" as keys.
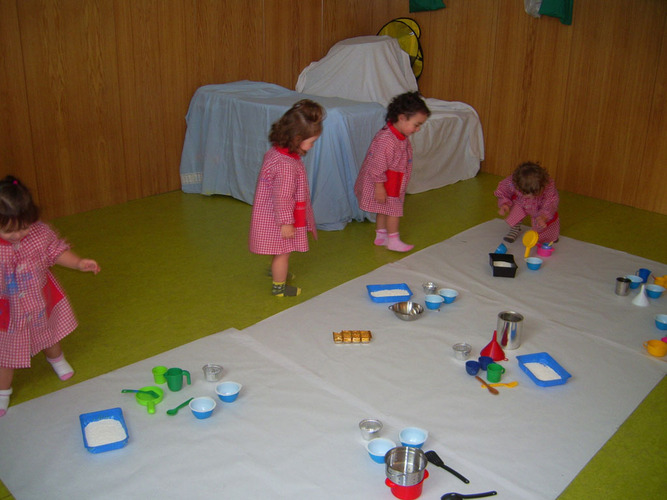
[{"x1": 536, "y1": 245, "x2": 554, "y2": 257}]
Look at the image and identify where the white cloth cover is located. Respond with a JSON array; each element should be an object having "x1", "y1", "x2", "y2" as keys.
[
  {"x1": 296, "y1": 36, "x2": 418, "y2": 106},
  {"x1": 296, "y1": 36, "x2": 485, "y2": 193}
]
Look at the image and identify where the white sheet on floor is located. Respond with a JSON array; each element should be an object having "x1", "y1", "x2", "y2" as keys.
[{"x1": 1, "y1": 220, "x2": 664, "y2": 500}]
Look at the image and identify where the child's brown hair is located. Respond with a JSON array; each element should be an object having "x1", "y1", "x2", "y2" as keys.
[
  {"x1": 386, "y1": 91, "x2": 431, "y2": 124},
  {"x1": 269, "y1": 99, "x2": 325, "y2": 154},
  {"x1": 0, "y1": 176, "x2": 39, "y2": 231},
  {"x1": 512, "y1": 162, "x2": 550, "y2": 195}
]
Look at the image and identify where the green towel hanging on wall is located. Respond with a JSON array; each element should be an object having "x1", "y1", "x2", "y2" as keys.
[
  {"x1": 409, "y1": 0, "x2": 445, "y2": 13},
  {"x1": 539, "y1": 0, "x2": 573, "y2": 25}
]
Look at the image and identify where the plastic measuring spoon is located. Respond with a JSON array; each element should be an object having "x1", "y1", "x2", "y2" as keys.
[
  {"x1": 441, "y1": 491, "x2": 497, "y2": 500},
  {"x1": 480, "y1": 381, "x2": 518, "y2": 389},
  {"x1": 522, "y1": 230, "x2": 539, "y2": 258},
  {"x1": 166, "y1": 397, "x2": 194, "y2": 416}
]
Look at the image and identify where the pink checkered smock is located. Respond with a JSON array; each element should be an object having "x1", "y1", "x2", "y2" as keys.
[
  {"x1": 354, "y1": 123, "x2": 413, "y2": 217},
  {"x1": 495, "y1": 176, "x2": 560, "y2": 243},
  {"x1": 249, "y1": 147, "x2": 317, "y2": 255},
  {"x1": 0, "y1": 222, "x2": 78, "y2": 368}
]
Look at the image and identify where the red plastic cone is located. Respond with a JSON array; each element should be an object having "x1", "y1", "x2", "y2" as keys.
[{"x1": 480, "y1": 330, "x2": 506, "y2": 361}]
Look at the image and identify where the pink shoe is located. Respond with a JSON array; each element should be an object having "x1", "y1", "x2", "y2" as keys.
[{"x1": 387, "y1": 233, "x2": 414, "y2": 252}]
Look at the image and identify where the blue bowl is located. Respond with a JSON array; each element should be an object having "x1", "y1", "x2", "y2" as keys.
[
  {"x1": 525, "y1": 257, "x2": 543, "y2": 270},
  {"x1": 645, "y1": 285, "x2": 665, "y2": 299},
  {"x1": 189, "y1": 396, "x2": 216, "y2": 419},
  {"x1": 625, "y1": 275, "x2": 642, "y2": 289},
  {"x1": 437, "y1": 288, "x2": 458, "y2": 304},
  {"x1": 424, "y1": 294, "x2": 444, "y2": 310},
  {"x1": 366, "y1": 438, "x2": 396, "y2": 463},
  {"x1": 215, "y1": 381, "x2": 242, "y2": 402},
  {"x1": 655, "y1": 314, "x2": 667, "y2": 331},
  {"x1": 399, "y1": 427, "x2": 428, "y2": 448}
]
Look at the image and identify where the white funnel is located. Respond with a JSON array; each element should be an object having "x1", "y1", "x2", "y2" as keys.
[{"x1": 632, "y1": 284, "x2": 649, "y2": 307}]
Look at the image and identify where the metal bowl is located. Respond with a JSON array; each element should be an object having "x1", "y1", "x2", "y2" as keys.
[{"x1": 388, "y1": 301, "x2": 424, "y2": 321}]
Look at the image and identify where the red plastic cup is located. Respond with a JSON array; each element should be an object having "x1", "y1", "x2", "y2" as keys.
[{"x1": 385, "y1": 470, "x2": 429, "y2": 500}]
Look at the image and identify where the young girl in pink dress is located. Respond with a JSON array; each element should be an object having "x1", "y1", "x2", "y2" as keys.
[
  {"x1": 0, "y1": 176, "x2": 100, "y2": 417},
  {"x1": 494, "y1": 162, "x2": 560, "y2": 244},
  {"x1": 249, "y1": 100, "x2": 324, "y2": 297},
  {"x1": 354, "y1": 92, "x2": 430, "y2": 252}
]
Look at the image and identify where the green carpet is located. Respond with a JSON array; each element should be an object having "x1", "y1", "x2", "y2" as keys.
[{"x1": 1, "y1": 172, "x2": 665, "y2": 499}]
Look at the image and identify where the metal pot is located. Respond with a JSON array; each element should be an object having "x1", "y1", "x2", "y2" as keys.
[
  {"x1": 385, "y1": 446, "x2": 428, "y2": 487},
  {"x1": 497, "y1": 311, "x2": 523, "y2": 350}
]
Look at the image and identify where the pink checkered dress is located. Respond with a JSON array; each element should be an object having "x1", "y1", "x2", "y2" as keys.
[
  {"x1": 354, "y1": 124, "x2": 413, "y2": 217},
  {"x1": 495, "y1": 176, "x2": 560, "y2": 243},
  {"x1": 0, "y1": 222, "x2": 78, "y2": 368},
  {"x1": 249, "y1": 147, "x2": 317, "y2": 255}
]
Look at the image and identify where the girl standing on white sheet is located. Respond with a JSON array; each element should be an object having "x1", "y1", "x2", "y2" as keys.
[
  {"x1": 249, "y1": 100, "x2": 324, "y2": 297},
  {"x1": 354, "y1": 91, "x2": 430, "y2": 252},
  {"x1": 0, "y1": 176, "x2": 100, "y2": 417},
  {"x1": 495, "y1": 162, "x2": 560, "y2": 244}
]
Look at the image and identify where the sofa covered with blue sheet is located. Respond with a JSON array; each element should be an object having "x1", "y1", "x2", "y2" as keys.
[{"x1": 179, "y1": 81, "x2": 385, "y2": 230}]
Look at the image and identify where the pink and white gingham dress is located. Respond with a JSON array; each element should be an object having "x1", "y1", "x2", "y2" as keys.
[
  {"x1": 494, "y1": 176, "x2": 560, "y2": 243},
  {"x1": 354, "y1": 124, "x2": 413, "y2": 217},
  {"x1": 0, "y1": 222, "x2": 78, "y2": 368},
  {"x1": 249, "y1": 147, "x2": 317, "y2": 255}
]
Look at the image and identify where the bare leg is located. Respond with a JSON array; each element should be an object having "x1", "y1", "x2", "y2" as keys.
[
  {"x1": 0, "y1": 367, "x2": 13, "y2": 416},
  {"x1": 271, "y1": 253, "x2": 300, "y2": 296}
]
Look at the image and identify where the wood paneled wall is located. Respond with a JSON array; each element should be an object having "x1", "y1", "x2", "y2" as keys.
[{"x1": 1, "y1": 0, "x2": 665, "y2": 219}]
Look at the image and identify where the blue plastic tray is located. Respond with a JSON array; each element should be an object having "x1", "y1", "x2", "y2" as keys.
[
  {"x1": 79, "y1": 407, "x2": 129, "y2": 453},
  {"x1": 366, "y1": 283, "x2": 412, "y2": 303},
  {"x1": 516, "y1": 352, "x2": 572, "y2": 387}
]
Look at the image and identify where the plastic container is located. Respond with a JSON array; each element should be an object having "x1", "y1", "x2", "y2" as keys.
[
  {"x1": 385, "y1": 471, "x2": 429, "y2": 500},
  {"x1": 79, "y1": 407, "x2": 129, "y2": 453},
  {"x1": 489, "y1": 253, "x2": 517, "y2": 278},
  {"x1": 367, "y1": 283, "x2": 412, "y2": 303},
  {"x1": 536, "y1": 244, "x2": 554, "y2": 257},
  {"x1": 517, "y1": 352, "x2": 571, "y2": 387}
]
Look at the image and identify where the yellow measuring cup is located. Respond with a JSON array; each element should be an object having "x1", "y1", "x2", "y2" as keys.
[{"x1": 522, "y1": 230, "x2": 539, "y2": 258}]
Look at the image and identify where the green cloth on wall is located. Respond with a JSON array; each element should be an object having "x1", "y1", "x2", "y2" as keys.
[
  {"x1": 539, "y1": 0, "x2": 573, "y2": 25},
  {"x1": 409, "y1": 0, "x2": 445, "y2": 13}
]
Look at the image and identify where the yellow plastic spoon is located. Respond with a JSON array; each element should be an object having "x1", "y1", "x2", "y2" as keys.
[
  {"x1": 522, "y1": 230, "x2": 539, "y2": 258},
  {"x1": 480, "y1": 381, "x2": 519, "y2": 389}
]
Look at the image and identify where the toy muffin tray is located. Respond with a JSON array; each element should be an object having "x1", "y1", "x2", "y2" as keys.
[
  {"x1": 333, "y1": 330, "x2": 372, "y2": 344},
  {"x1": 516, "y1": 352, "x2": 572, "y2": 387},
  {"x1": 366, "y1": 283, "x2": 412, "y2": 303}
]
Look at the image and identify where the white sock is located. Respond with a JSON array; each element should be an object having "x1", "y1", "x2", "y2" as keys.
[
  {"x1": 47, "y1": 354, "x2": 74, "y2": 381},
  {"x1": 374, "y1": 229, "x2": 388, "y2": 246},
  {"x1": 0, "y1": 388, "x2": 12, "y2": 417}
]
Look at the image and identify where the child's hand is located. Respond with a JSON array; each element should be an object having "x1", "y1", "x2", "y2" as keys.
[
  {"x1": 498, "y1": 204, "x2": 510, "y2": 216},
  {"x1": 374, "y1": 183, "x2": 387, "y2": 204},
  {"x1": 535, "y1": 216, "x2": 547, "y2": 231},
  {"x1": 78, "y1": 259, "x2": 101, "y2": 274},
  {"x1": 281, "y1": 224, "x2": 295, "y2": 239}
]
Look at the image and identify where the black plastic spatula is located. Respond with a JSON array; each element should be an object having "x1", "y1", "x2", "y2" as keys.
[
  {"x1": 425, "y1": 450, "x2": 470, "y2": 483},
  {"x1": 441, "y1": 491, "x2": 497, "y2": 500}
]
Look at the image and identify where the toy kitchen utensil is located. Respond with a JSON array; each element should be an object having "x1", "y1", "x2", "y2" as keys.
[
  {"x1": 522, "y1": 230, "x2": 539, "y2": 258},
  {"x1": 166, "y1": 397, "x2": 194, "y2": 416},
  {"x1": 440, "y1": 491, "x2": 497, "y2": 500},
  {"x1": 475, "y1": 376, "x2": 499, "y2": 395},
  {"x1": 134, "y1": 386, "x2": 163, "y2": 414},
  {"x1": 121, "y1": 389, "x2": 159, "y2": 398},
  {"x1": 424, "y1": 450, "x2": 469, "y2": 484}
]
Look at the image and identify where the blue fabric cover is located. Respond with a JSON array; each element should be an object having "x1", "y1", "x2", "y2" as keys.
[{"x1": 180, "y1": 81, "x2": 386, "y2": 230}]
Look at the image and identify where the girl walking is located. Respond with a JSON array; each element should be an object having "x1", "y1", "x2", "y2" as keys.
[
  {"x1": 354, "y1": 92, "x2": 430, "y2": 252},
  {"x1": 249, "y1": 100, "x2": 324, "y2": 297},
  {"x1": 0, "y1": 176, "x2": 100, "y2": 417}
]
